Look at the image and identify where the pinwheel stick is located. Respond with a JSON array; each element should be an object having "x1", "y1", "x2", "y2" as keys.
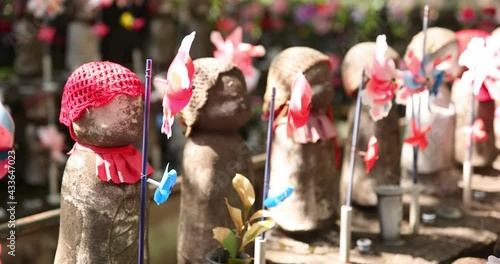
[
  {"x1": 340, "y1": 68, "x2": 365, "y2": 263},
  {"x1": 138, "y1": 59, "x2": 152, "y2": 264},
  {"x1": 254, "y1": 87, "x2": 276, "y2": 264},
  {"x1": 463, "y1": 85, "x2": 476, "y2": 208}
]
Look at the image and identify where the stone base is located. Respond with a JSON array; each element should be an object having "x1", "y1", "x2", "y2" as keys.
[{"x1": 265, "y1": 174, "x2": 500, "y2": 264}]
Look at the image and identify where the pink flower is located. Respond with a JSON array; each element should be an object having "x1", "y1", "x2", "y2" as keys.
[
  {"x1": 361, "y1": 35, "x2": 400, "y2": 121},
  {"x1": 91, "y1": 21, "x2": 110, "y2": 38},
  {"x1": 215, "y1": 18, "x2": 237, "y2": 33},
  {"x1": 404, "y1": 119, "x2": 431, "y2": 150},
  {"x1": 269, "y1": 0, "x2": 289, "y2": 15},
  {"x1": 37, "y1": 26, "x2": 56, "y2": 43},
  {"x1": 359, "y1": 135, "x2": 379, "y2": 174},
  {"x1": 27, "y1": 0, "x2": 64, "y2": 18},
  {"x1": 37, "y1": 125, "x2": 67, "y2": 163},
  {"x1": 457, "y1": 6, "x2": 475, "y2": 24},
  {"x1": 132, "y1": 17, "x2": 145, "y2": 31},
  {"x1": 287, "y1": 72, "x2": 312, "y2": 137},
  {"x1": 154, "y1": 32, "x2": 196, "y2": 138},
  {"x1": 210, "y1": 27, "x2": 266, "y2": 91}
]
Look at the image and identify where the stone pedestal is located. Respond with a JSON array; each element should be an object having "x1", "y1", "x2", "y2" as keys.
[
  {"x1": 340, "y1": 105, "x2": 401, "y2": 207},
  {"x1": 451, "y1": 78, "x2": 496, "y2": 167}
]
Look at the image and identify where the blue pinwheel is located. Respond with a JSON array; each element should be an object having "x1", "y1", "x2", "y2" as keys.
[
  {"x1": 147, "y1": 164, "x2": 177, "y2": 205},
  {"x1": 264, "y1": 186, "x2": 295, "y2": 208}
]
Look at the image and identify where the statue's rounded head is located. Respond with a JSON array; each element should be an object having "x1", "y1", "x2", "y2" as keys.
[
  {"x1": 263, "y1": 47, "x2": 333, "y2": 116},
  {"x1": 341, "y1": 41, "x2": 400, "y2": 97},
  {"x1": 178, "y1": 58, "x2": 251, "y2": 136},
  {"x1": 59, "y1": 61, "x2": 144, "y2": 147}
]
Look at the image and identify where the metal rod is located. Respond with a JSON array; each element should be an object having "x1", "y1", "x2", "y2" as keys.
[
  {"x1": 261, "y1": 87, "x2": 276, "y2": 239},
  {"x1": 345, "y1": 68, "x2": 365, "y2": 207},
  {"x1": 138, "y1": 59, "x2": 152, "y2": 264}
]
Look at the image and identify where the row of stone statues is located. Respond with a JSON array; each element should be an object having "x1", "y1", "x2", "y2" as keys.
[{"x1": 51, "y1": 26, "x2": 500, "y2": 264}]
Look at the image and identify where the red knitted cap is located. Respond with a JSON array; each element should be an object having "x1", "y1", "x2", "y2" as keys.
[{"x1": 59, "y1": 61, "x2": 144, "y2": 127}]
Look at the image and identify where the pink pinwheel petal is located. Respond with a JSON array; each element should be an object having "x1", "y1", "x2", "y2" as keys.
[
  {"x1": 161, "y1": 109, "x2": 175, "y2": 138},
  {"x1": 160, "y1": 32, "x2": 196, "y2": 137},
  {"x1": 407, "y1": 51, "x2": 422, "y2": 76},
  {"x1": 364, "y1": 135, "x2": 379, "y2": 173},
  {"x1": 287, "y1": 72, "x2": 312, "y2": 137},
  {"x1": 226, "y1": 27, "x2": 243, "y2": 47},
  {"x1": 210, "y1": 31, "x2": 226, "y2": 51},
  {"x1": 91, "y1": 22, "x2": 110, "y2": 38},
  {"x1": 132, "y1": 18, "x2": 145, "y2": 31},
  {"x1": 37, "y1": 26, "x2": 56, "y2": 43}
]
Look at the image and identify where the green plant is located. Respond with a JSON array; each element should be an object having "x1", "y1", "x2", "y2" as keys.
[{"x1": 211, "y1": 173, "x2": 275, "y2": 264}]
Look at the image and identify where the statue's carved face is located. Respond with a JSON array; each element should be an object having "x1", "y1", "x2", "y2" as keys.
[
  {"x1": 72, "y1": 95, "x2": 143, "y2": 147},
  {"x1": 304, "y1": 62, "x2": 334, "y2": 110},
  {"x1": 195, "y1": 69, "x2": 251, "y2": 132}
]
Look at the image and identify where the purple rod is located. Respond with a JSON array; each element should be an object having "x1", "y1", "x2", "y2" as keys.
[
  {"x1": 138, "y1": 59, "x2": 152, "y2": 264},
  {"x1": 261, "y1": 87, "x2": 276, "y2": 239}
]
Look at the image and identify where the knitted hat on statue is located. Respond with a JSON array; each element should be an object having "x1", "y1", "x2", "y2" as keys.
[
  {"x1": 263, "y1": 47, "x2": 330, "y2": 116},
  {"x1": 59, "y1": 61, "x2": 144, "y2": 140},
  {"x1": 177, "y1": 58, "x2": 236, "y2": 137}
]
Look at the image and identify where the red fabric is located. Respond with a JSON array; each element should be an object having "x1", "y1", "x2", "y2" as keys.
[
  {"x1": 68, "y1": 143, "x2": 153, "y2": 184},
  {"x1": 59, "y1": 62, "x2": 144, "y2": 136}
]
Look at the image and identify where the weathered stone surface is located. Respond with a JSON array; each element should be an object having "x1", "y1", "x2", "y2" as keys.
[
  {"x1": 65, "y1": 0, "x2": 100, "y2": 71},
  {"x1": 401, "y1": 87, "x2": 455, "y2": 175},
  {"x1": 56, "y1": 67, "x2": 148, "y2": 263},
  {"x1": 451, "y1": 78, "x2": 496, "y2": 167},
  {"x1": 266, "y1": 178, "x2": 500, "y2": 264},
  {"x1": 177, "y1": 58, "x2": 254, "y2": 263},
  {"x1": 263, "y1": 47, "x2": 340, "y2": 233},
  {"x1": 13, "y1": 17, "x2": 44, "y2": 77},
  {"x1": 54, "y1": 150, "x2": 145, "y2": 264},
  {"x1": 340, "y1": 104, "x2": 401, "y2": 207}
]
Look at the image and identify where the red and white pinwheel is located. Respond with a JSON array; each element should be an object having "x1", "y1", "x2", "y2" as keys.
[
  {"x1": 359, "y1": 135, "x2": 379, "y2": 174},
  {"x1": 404, "y1": 120, "x2": 431, "y2": 150},
  {"x1": 154, "y1": 32, "x2": 196, "y2": 138},
  {"x1": 459, "y1": 36, "x2": 500, "y2": 99},
  {"x1": 462, "y1": 118, "x2": 489, "y2": 146},
  {"x1": 361, "y1": 35, "x2": 400, "y2": 121},
  {"x1": 85, "y1": 0, "x2": 114, "y2": 11},
  {"x1": 210, "y1": 27, "x2": 266, "y2": 91},
  {"x1": 287, "y1": 72, "x2": 312, "y2": 137}
]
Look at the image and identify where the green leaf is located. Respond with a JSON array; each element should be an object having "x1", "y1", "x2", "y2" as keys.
[
  {"x1": 212, "y1": 227, "x2": 238, "y2": 258},
  {"x1": 225, "y1": 198, "x2": 243, "y2": 233},
  {"x1": 240, "y1": 220, "x2": 275, "y2": 251},
  {"x1": 248, "y1": 210, "x2": 272, "y2": 223},
  {"x1": 232, "y1": 174, "x2": 255, "y2": 207}
]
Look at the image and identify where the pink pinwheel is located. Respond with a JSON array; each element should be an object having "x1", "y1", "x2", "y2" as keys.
[
  {"x1": 91, "y1": 21, "x2": 110, "y2": 39},
  {"x1": 359, "y1": 135, "x2": 379, "y2": 174},
  {"x1": 85, "y1": 0, "x2": 114, "y2": 11},
  {"x1": 27, "y1": 0, "x2": 65, "y2": 18},
  {"x1": 459, "y1": 36, "x2": 500, "y2": 99},
  {"x1": 404, "y1": 120, "x2": 432, "y2": 150},
  {"x1": 37, "y1": 25, "x2": 56, "y2": 43},
  {"x1": 210, "y1": 27, "x2": 266, "y2": 91},
  {"x1": 361, "y1": 35, "x2": 400, "y2": 121},
  {"x1": 287, "y1": 72, "x2": 312, "y2": 137},
  {"x1": 154, "y1": 32, "x2": 196, "y2": 138}
]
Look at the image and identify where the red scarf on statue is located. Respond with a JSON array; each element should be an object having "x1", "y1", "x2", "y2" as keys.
[{"x1": 68, "y1": 143, "x2": 154, "y2": 184}]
